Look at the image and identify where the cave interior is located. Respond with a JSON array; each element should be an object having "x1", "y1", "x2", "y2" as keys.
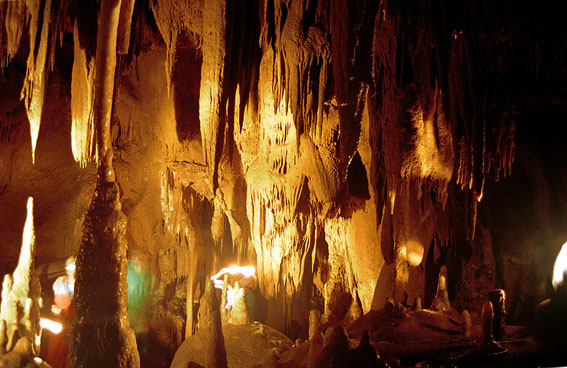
[{"x1": 1, "y1": 0, "x2": 567, "y2": 367}]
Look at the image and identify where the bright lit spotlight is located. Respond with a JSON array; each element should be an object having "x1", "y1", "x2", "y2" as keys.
[
  {"x1": 210, "y1": 265, "x2": 256, "y2": 281},
  {"x1": 40, "y1": 318, "x2": 63, "y2": 334},
  {"x1": 225, "y1": 285, "x2": 235, "y2": 309},
  {"x1": 210, "y1": 265, "x2": 256, "y2": 309},
  {"x1": 552, "y1": 242, "x2": 567, "y2": 290}
]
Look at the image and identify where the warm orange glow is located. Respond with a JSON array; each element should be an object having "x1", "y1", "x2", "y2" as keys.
[
  {"x1": 28, "y1": 116, "x2": 40, "y2": 164},
  {"x1": 398, "y1": 241, "x2": 424, "y2": 267},
  {"x1": 210, "y1": 265, "x2": 256, "y2": 281},
  {"x1": 71, "y1": 21, "x2": 96, "y2": 167},
  {"x1": 552, "y1": 241, "x2": 567, "y2": 290},
  {"x1": 211, "y1": 265, "x2": 256, "y2": 309},
  {"x1": 20, "y1": 197, "x2": 35, "y2": 270},
  {"x1": 21, "y1": 0, "x2": 52, "y2": 164},
  {"x1": 40, "y1": 318, "x2": 63, "y2": 334},
  {"x1": 406, "y1": 241, "x2": 425, "y2": 267}
]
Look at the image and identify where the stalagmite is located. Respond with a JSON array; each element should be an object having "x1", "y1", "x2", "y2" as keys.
[
  {"x1": 345, "y1": 297, "x2": 363, "y2": 325},
  {"x1": 69, "y1": 0, "x2": 139, "y2": 366},
  {"x1": 488, "y1": 289, "x2": 506, "y2": 341},
  {"x1": 0, "y1": 198, "x2": 42, "y2": 364},
  {"x1": 413, "y1": 297, "x2": 422, "y2": 311},
  {"x1": 171, "y1": 282, "x2": 229, "y2": 368},
  {"x1": 0, "y1": 320, "x2": 6, "y2": 354},
  {"x1": 481, "y1": 300, "x2": 494, "y2": 345},
  {"x1": 70, "y1": 178, "x2": 139, "y2": 367},
  {"x1": 198, "y1": 281, "x2": 228, "y2": 368},
  {"x1": 430, "y1": 265, "x2": 452, "y2": 311},
  {"x1": 462, "y1": 310, "x2": 472, "y2": 338},
  {"x1": 220, "y1": 273, "x2": 230, "y2": 323},
  {"x1": 229, "y1": 282, "x2": 250, "y2": 325},
  {"x1": 309, "y1": 309, "x2": 321, "y2": 340},
  {"x1": 350, "y1": 331, "x2": 387, "y2": 368},
  {"x1": 310, "y1": 326, "x2": 350, "y2": 368}
]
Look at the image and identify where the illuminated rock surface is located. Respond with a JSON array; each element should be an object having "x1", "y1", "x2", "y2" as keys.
[
  {"x1": 172, "y1": 321, "x2": 293, "y2": 368},
  {"x1": 171, "y1": 281, "x2": 227, "y2": 368},
  {"x1": 0, "y1": 198, "x2": 46, "y2": 367},
  {"x1": 1, "y1": 0, "x2": 567, "y2": 367}
]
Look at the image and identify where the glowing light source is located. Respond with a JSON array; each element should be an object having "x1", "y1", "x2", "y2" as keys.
[
  {"x1": 210, "y1": 265, "x2": 256, "y2": 281},
  {"x1": 40, "y1": 318, "x2": 63, "y2": 334},
  {"x1": 210, "y1": 265, "x2": 255, "y2": 309},
  {"x1": 552, "y1": 241, "x2": 567, "y2": 290}
]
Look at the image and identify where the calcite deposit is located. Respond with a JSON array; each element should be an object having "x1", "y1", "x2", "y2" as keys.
[{"x1": 1, "y1": 0, "x2": 567, "y2": 366}]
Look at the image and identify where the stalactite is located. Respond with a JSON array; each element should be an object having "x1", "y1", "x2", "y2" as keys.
[
  {"x1": 92, "y1": 0, "x2": 122, "y2": 180},
  {"x1": 71, "y1": 20, "x2": 96, "y2": 167},
  {"x1": 199, "y1": 0, "x2": 229, "y2": 191},
  {"x1": 117, "y1": 0, "x2": 136, "y2": 54},
  {"x1": 150, "y1": 0, "x2": 202, "y2": 95},
  {"x1": 266, "y1": 0, "x2": 330, "y2": 146},
  {"x1": 47, "y1": 0, "x2": 69, "y2": 72},
  {"x1": 21, "y1": 0, "x2": 53, "y2": 164},
  {"x1": 0, "y1": 0, "x2": 26, "y2": 66}
]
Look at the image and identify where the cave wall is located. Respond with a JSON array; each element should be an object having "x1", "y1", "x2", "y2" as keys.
[{"x1": 1, "y1": 0, "x2": 567, "y2": 340}]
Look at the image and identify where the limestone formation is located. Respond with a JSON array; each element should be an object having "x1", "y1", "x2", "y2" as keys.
[
  {"x1": 0, "y1": 198, "x2": 44, "y2": 366},
  {"x1": 481, "y1": 300, "x2": 494, "y2": 345},
  {"x1": 220, "y1": 273, "x2": 230, "y2": 323},
  {"x1": 344, "y1": 297, "x2": 363, "y2": 325},
  {"x1": 348, "y1": 331, "x2": 388, "y2": 368},
  {"x1": 462, "y1": 310, "x2": 472, "y2": 338},
  {"x1": 197, "y1": 281, "x2": 227, "y2": 368},
  {"x1": 413, "y1": 297, "x2": 422, "y2": 312},
  {"x1": 308, "y1": 309, "x2": 321, "y2": 340},
  {"x1": 229, "y1": 282, "x2": 251, "y2": 325},
  {"x1": 488, "y1": 289, "x2": 506, "y2": 341},
  {"x1": 1, "y1": 0, "x2": 567, "y2": 366},
  {"x1": 171, "y1": 281, "x2": 227, "y2": 368},
  {"x1": 310, "y1": 326, "x2": 350, "y2": 368},
  {"x1": 69, "y1": 181, "x2": 139, "y2": 368},
  {"x1": 430, "y1": 266, "x2": 452, "y2": 311}
]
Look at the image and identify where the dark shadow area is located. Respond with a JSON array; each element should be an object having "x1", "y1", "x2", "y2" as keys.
[
  {"x1": 346, "y1": 151, "x2": 370, "y2": 200},
  {"x1": 172, "y1": 33, "x2": 202, "y2": 143},
  {"x1": 371, "y1": 263, "x2": 395, "y2": 310}
]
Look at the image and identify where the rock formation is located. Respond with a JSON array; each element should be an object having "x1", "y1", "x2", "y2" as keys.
[
  {"x1": 430, "y1": 265, "x2": 452, "y2": 312},
  {"x1": 1, "y1": 0, "x2": 567, "y2": 366},
  {"x1": 0, "y1": 198, "x2": 44, "y2": 366},
  {"x1": 171, "y1": 281, "x2": 227, "y2": 368}
]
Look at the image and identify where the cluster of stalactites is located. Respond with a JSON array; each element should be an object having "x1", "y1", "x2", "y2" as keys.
[
  {"x1": 1, "y1": 0, "x2": 70, "y2": 164},
  {"x1": 264, "y1": 0, "x2": 331, "y2": 145},
  {"x1": 1, "y1": 0, "x2": 138, "y2": 168},
  {"x1": 373, "y1": 1, "x2": 517, "y2": 240}
]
